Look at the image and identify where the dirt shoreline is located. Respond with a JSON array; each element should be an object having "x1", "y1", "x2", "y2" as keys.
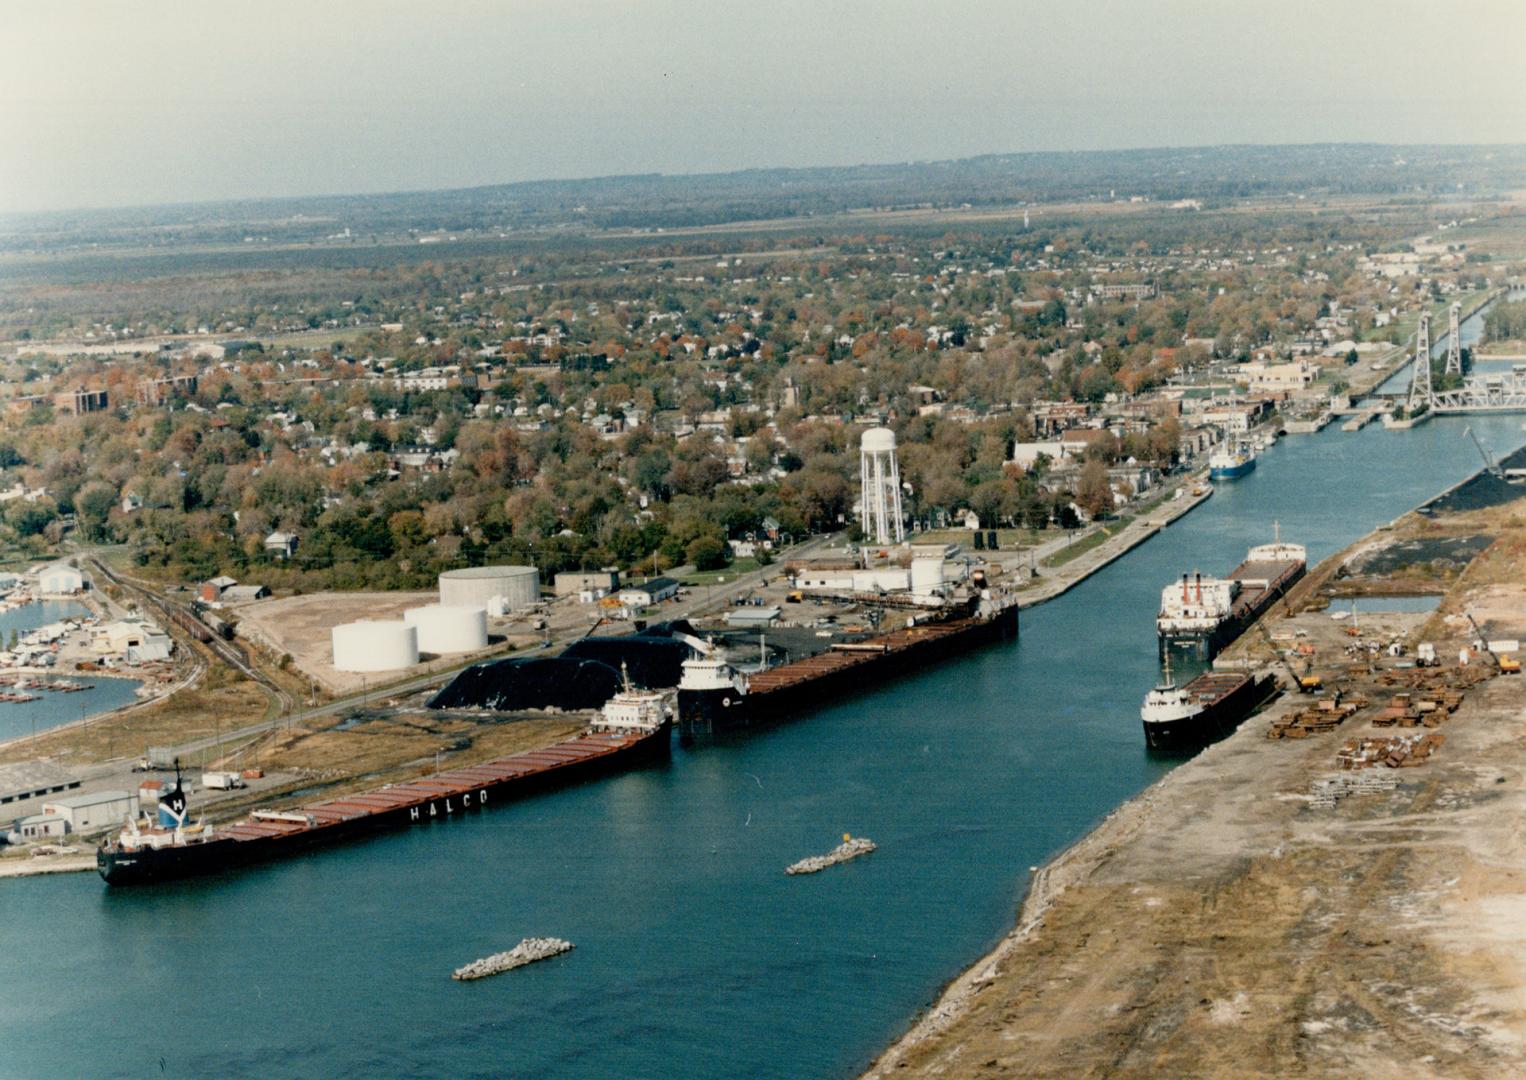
[{"x1": 865, "y1": 498, "x2": 1526, "y2": 1078}]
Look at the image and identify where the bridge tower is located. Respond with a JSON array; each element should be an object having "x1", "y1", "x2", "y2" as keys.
[
  {"x1": 1445, "y1": 301, "x2": 1463, "y2": 376},
  {"x1": 1408, "y1": 312, "x2": 1433, "y2": 412}
]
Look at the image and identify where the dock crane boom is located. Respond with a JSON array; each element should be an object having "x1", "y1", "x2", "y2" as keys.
[{"x1": 1463, "y1": 426, "x2": 1500, "y2": 477}]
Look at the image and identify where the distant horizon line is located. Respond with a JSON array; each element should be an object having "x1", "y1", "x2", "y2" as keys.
[{"x1": 6, "y1": 137, "x2": 1524, "y2": 223}]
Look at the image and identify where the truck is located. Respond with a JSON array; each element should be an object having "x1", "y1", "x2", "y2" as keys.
[
  {"x1": 201, "y1": 770, "x2": 246, "y2": 791},
  {"x1": 1415, "y1": 643, "x2": 1438, "y2": 668},
  {"x1": 133, "y1": 747, "x2": 179, "y2": 772}
]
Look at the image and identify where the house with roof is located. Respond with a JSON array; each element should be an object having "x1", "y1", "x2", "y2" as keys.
[{"x1": 263, "y1": 531, "x2": 299, "y2": 560}]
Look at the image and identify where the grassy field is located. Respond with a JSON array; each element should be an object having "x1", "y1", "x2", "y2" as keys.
[
  {"x1": 1040, "y1": 523, "x2": 1123, "y2": 568},
  {"x1": 0, "y1": 663, "x2": 268, "y2": 767},
  {"x1": 677, "y1": 558, "x2": 763, "y2": 586},
  {"x1": 912, "y1": 528, "x2": 1045, "y2": 551}
]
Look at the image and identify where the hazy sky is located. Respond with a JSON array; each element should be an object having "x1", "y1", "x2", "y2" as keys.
[{"x1": 4, "y1": 0, "x2": 1525, "y2": 214}]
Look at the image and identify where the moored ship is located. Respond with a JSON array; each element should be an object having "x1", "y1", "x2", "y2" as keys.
[
  {"x1": 677, "y1": 584, "x2": 1019, "y2": 738},
  {"x1": 1208, "y1": 442, "x2": 1256, "y2": 480},
  {"x1": 1140, "y1": 666, "x2": 1280, "y2": 749},
  {"x1": 1157, "y1": 531, "x2": 1306, "y2": 661},
  {"x1": 97, "y1": 683, "x2": 670, "y2": 887}
]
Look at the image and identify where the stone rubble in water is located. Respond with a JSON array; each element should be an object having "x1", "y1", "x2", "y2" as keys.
[
  {"x1": 786, "y1": 836, "x2": 877, "y2": 875},
  {"x1": 452, "y1": 937, "x2": 574, "y2": 981}
]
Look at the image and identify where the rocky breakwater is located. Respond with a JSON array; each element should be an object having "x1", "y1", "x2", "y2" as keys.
[
  {"x1": 786, "y1": 835, "x2": 876, "y2": 875},
  {"x1": 452, "y1": 938, "x2": 574, "y2": 981}
]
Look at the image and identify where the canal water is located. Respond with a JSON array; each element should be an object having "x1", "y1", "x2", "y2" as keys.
[
  {"x1": 0, "y1": 601, "x2": 141, "y2": 744},
  {"x1": 4, "y1": 413, "x2": 1526, "y2": 1080}
]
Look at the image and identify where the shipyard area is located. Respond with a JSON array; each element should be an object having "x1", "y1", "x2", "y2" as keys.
[{"x1": 867, "y1": 460, "x2": 1526, "y2": 1078}]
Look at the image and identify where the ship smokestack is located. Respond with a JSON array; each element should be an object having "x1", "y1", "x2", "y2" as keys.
[
  {"x1": 1182, "y1": 574, "x2": 1190, "y2": 603},
  {"x1": 1194, "y1": 572, "x2": 1203, "y2": 604}
]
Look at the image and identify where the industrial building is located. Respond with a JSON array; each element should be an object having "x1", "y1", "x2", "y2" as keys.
[
  {"x1": 95, "y1": 618, "x2": 173, "y2": 662},
  {"x1": 10, "y1": 813, "x2": 68, "y2": 841},
  {"x1": 0, "y1": 762, "x2": 81, "y2": 806},
  {"x1": 554, "y1": 570, "x2": 620, "y2": 597},
  {"x1": 723, "y1": 606, "x2": 780, "y2": 628},
  {"x1": 403, "y1": 604, "x2": 489, "y2": 654},
  {"x1": 794, "y1": 567, "x2": 911, "y2": 592},
  {"x1": 616, "y1": 577, "x2": 679, "y2": 608},
  {"x1": 332, "y1": 621, "x2": 419, "y2": 672},
  {"x1": 53, "y1": 388, "x2": 109, "y2": 415},
  {"x1": 38, "y1": 563, "x2": 84, "y2": 594},
  {"x1": 439, "y1": 565, "x2": 539, "y2": 613},
  {"x1": 40, "y1": 790, "x2": 139, "y2": 834}
]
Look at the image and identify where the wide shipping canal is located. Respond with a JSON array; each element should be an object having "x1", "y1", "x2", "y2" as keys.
[{"x1": 4, "y1": 414, "x2": 1526, "y2": 1078}]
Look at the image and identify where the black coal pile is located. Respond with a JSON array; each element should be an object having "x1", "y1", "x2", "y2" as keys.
[
  {"x1": 560, "y1": 634, "x2": 689, "y2": 690},
  {"x1": 428, "y1": 657, "x2": 621, "y2": 712}
]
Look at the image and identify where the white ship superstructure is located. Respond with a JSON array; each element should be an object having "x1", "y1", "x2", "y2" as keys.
[
  {"x1": 1140, "y1": 677, "x2": 1199, "y2": 728},
  {"x1": 1157, "y1": 573, "x2": 1237, "y2": 637},
  {"x1": 591, "y1": 665, "x2": 670, "y2": 734}
]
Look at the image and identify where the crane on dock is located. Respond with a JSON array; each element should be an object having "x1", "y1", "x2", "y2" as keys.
[
  {"x1": 1256, "y1": 621, "x2": 1321, "y2": 693},
  {"x1": 1462, "y1": 612, "x2": 1504, "y2": 672},
  {"x1": 1462, "y1": 426, "x2": 1501, "y2": 477}
]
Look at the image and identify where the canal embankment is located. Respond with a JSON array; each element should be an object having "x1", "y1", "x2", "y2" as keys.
[{"x1": 865, "y1": 464, "x2": 1526, "y2": 1079}]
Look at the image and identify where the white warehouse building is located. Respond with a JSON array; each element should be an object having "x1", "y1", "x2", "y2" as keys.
[
  {"x1": 38, "y1": 563, "x2": 85, "y2": 595},
  {"x1": 403, "y1": 604, "x2": 489, "y2": 654},
  {"x1": 438, "y1": 566, "x2": 539, "y2": 613},
  {"x1": 41, "y1": 790, "x2": 139, "y2": 834},
  {"x1": 332, "y1": 621, "x2": 419, "y2": 672}
]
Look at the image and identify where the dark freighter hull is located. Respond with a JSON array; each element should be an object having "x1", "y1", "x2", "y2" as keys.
[
  {"x1": 1142, "y1": 673, "x2": 1279, "y2": 750},
  {"x1": 678, "y1": 600, "x2": 1019, "y2": 738},
  {"x1": 98, "y1": 722, "x2": 670, "y2": 886}
]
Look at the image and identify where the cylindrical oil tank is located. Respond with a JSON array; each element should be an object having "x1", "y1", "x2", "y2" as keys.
[
  {"x1": 404, "y1": 604, "x2": 488, "y2": 654},
  {"x1": 910, "y1": 556, "x2": 944, "y2": 595},
  {"x1": 332, "y1": 621, "x2": 419, "y2": 672},
  {"x1": 438, "y1": 565, "x2": 539, "y2": 611}
]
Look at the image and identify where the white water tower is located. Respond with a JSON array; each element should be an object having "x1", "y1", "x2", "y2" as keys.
[{"x1": 859, "y1": 427, "x2": 905, "y2": 545}]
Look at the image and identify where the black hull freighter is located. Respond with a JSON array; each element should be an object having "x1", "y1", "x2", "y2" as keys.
[
  {"x1": 97, "y1": 687, "x2": 670, "y2": 887},
  {"x1": 1140, "y1": 669, "x2": 1280, "y2": 749},
  {"x1": 676, "y1": 588, "x2": 1019, "y2": 738},
  {"x1": 1157, "y1": 534, "x2": 1306, "y2": 662}
]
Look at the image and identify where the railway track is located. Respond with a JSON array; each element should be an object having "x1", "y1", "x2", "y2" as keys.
[{"x1": 86, "y1": 557, "x2": 295, "y2": 716}]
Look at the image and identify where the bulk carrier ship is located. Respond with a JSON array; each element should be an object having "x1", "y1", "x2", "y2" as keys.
[
  {"x1": 676, "y1": 578, "x2": 1019, "y2": 737},
  {"x1": 1157, "y1": 532, "x2": 1306, "y2": 661},
  {"x1": 97, "y1": 678, "x2": 670, "y2": 886},
  {"x1": 1140, "y1": 665, "x2": 1280, "y2": 749}
]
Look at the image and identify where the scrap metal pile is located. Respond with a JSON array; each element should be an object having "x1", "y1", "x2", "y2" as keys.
[
  {"x1": 1336, "y1": 731, "x2": 1447, "y2": 770},
  {"x1": 1267, "y1": 691, "x2": 1367, "y2": 739}
]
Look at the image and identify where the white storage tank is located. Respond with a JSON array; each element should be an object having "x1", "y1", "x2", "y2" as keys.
[
  {"x1": 438, "y1": 566, "x2": 539, "y2": 611},
  {"x1": 332, "y1": 621, "x2": 419, "y2": 672},
  {"x1": 404, "y1": 604, "x2": 488, "y2": 654},
  {"x1": 911, "y1": 556, "x2": 945, "y2": 596}
]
